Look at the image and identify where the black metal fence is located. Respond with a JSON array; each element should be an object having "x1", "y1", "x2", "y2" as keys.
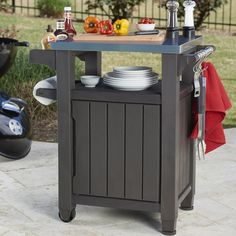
[{"x1": 4, "y1": 0, "x2": 236, "y2": 31}]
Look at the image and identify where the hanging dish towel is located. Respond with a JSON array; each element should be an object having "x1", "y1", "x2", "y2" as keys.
[{"x1": 191, "y1": 62, "x2": 232, "y2": 154}]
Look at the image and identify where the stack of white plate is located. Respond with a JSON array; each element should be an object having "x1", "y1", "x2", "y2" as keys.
[{"x1": 103, "y1": 66, "x2": 159, "y2": 91}]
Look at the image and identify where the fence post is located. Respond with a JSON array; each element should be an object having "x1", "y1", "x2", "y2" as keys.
[
  {"x1": 229, "y1": 0, "x2": 232, "y2": 32},
  {"x1": 12, "y1": 0, "x2": 15, "y2": 13}
]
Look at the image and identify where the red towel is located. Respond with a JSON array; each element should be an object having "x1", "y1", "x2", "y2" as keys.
[{"x1": 191, "y1": 62, "x2": 232, "y2": 154}]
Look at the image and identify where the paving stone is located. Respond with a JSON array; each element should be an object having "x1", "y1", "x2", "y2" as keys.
[
  {"x1": 74, "y1": 207, "x2": 137, "y2": 228},
  {"x1": 0, "y1": 197, "x2": 32, "y2": 226},
  {"x1": 0, "y1": 128, "x2": 235, "y2": 235},
  {"x1": 5, "y1": 165, "x2": 57, "y2": 188},
  {"x1": 193, "y1": 197, "x2": 235, "y2": 222},
  {"x1": 178, "y1": 223, "x2": 236, "y2": 236},
  {"x1": 0, "y1": 171, "x2": 24, "y2": 192},
  {"x1": 0, "y1": 142, "x2": 57, "y2": 172}
]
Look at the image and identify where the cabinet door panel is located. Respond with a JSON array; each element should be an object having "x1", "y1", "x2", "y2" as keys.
[
  {"x1": 107, "y1": 103, "x2": 125, "y2": 198},
  {"x1": 143, "y1": 105, "x2": 161, "y2": 202},
  {"x1": 72, "y1": 101, "x2": 90, "y2": 195},
  {"x1": 125, "y1": 104, "x2": 143, "y2": 200},
  {"x1": 90, "y1": 102, "x2": 107, "y2": 196}
]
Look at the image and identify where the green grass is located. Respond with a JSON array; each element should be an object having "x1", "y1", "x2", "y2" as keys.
[
  {"x1": 203, "y1": 33, "x2": 236, "y2": 127},
  {"x1": 0, "y1": 12, "x2": 235, "y2": 135}
]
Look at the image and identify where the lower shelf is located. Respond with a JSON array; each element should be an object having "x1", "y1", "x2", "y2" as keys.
[{"x1": 71, "y1": 80, "x2": 193, "y2": 105}]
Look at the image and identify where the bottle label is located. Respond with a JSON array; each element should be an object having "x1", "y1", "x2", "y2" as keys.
[
  {"x1": 56, "y1": 33, "x2": 68, "y2": 41},
  {"x1": 57, "y1": 21, "x2": 65, "y2": 30},
  {"x1": 48, "y1": 35, "x2": 56, "y2": 42}
]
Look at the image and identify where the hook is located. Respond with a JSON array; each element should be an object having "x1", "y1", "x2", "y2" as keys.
[{"x1": 193, "y1": 46, "x2": 214, "y2": 74}]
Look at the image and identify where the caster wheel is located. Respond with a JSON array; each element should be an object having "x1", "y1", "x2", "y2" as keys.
[
  {"x1": 162, "y1": 230, "x2": 176, "y2": 235},
  {"x1": 59, "y1": 208, "x2": 76, "y2": 222},
  {"x1": 180, "y1": 206, "x2": 194, "y2": 211}
]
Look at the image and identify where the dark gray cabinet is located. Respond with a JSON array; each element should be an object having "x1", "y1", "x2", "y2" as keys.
[
  {"x1": 30, "y1": 35, "x2": 202, "y2": 235},
  {"x1": 71, "y1": 82, "x2": 192, "y2": 206},
  {"x1": 72, "y1": 100, "x2": 161, "y2": 201}
]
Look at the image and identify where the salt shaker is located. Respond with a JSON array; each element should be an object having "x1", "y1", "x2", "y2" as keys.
[{"x1": 183, "y1": 0, "x2": 196, "y2": 39}]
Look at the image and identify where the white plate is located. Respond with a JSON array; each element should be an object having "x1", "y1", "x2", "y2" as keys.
[
  {"x1": 103, "y1": 78, "x2": 158, "y2": 86},
  {"x1": 104, "y1": 72, "x2": 159, "y2": 81},
  {"x1": 113, "y1": 70, "x2": 153, "y2": 75},
  {"x1": 103, "y1": 73, "x2": 158, "y2": 88},
  {"x1": 104, "y1": 83, "x2": 157, "y2": 89},
  {"x1": 113, "y1": 66, "x2": 152, "y2": 74},
  {"x1": 104, "y1": 83, "x2": 156, "y2": 91},
  {"x1": 104, "y1": 78, "x2": 158, "y2": 91},
  {"x1": 103, "y1": 79, "x2": 158, "y2": 85},
  {"x1": 109, "y1": 72, "x2": 157, "y2": 79},
  {"x1": 103, "y1": 68, "x2": 159, "y2": 91},
  {"x1": 104, "y1": 78, "x2": 158, "y2": 86}
]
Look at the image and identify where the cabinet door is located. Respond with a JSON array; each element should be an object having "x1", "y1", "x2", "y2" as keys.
[{"x1": 72, "y1": 101, "x2": 161, "y2": 202}]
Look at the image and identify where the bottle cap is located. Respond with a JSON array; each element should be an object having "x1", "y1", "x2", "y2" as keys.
[
  {"x1": 183, "y1": 0, "x2": 196, "y2": 8},
  {"x1": 46, "y1": 25, "x2": 54, "y2": 32},
  {"x1": 64, "y1": 6, "x2": 72, "y2": 11}
]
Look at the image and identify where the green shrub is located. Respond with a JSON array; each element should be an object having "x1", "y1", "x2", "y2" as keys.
[
  {"x1": 0, "y1": 47, "x2": 84, "y2": 124},
  {"x1": 0, "y1": 0, "x2": 10, "y2": 13},
  {"x1": 37, "y1": 0, "x2": 71, "y2": 18},
  {"x1": 85, "y1": 0, "x2": 145, "y2": 20}
]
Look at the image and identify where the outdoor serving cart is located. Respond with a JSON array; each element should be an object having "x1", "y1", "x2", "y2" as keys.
[{"x1": 30, "y1": 32, "x2": 215, "y2": 234}]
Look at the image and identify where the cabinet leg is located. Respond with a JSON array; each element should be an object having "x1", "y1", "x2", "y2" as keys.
[
  {"x1": 162, "y1": 218, "x2": 177, "y2": 235},
  {"x1": 180, "y1": 192, "x2": 194, "y2": 210},
  {"x1": 161, "y1": 54, "x2": 179, "y2": 236},
  {"x1": 180, "y1": 141, "x2": 196, "y2": 211},
  {"x1": 59, "y1": 208, "x2": 76, "y2": 223},
  {"x1": 56, "y1": 51, "x2": 76, "y2": 224}
]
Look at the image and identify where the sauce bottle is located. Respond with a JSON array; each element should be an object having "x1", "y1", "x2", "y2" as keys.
[
  {"x1": 64, "y1": 7, "x2": 77, "y2": 39},
  {"x1": 54, "y1": 19, "x2": 68, "y2": 41},
  {"x1": 41, "y1": 25, "x2": 56, "y2": 50}
]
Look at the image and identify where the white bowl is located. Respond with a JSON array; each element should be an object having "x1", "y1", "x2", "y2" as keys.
[
  {"x1": 137, "y1": 23, "x2": 155, "y2": 31},
  {"x1": 81, "y1": 75, "x2": 100, "y2": 88}
]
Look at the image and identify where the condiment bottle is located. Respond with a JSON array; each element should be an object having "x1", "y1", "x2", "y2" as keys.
[
  {"x1": 54, "y1": 19, "x2": 68, "y2": 41},
  {"x1": 64, "y1": 6, "x2": 77, "y2": 39},
  {"x1": 41, "y1": 25, "x2": 56, "y2": 50}
]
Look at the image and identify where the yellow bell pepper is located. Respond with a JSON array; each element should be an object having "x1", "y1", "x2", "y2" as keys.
[{"x1": 113, "y1": 19, "x2": 129, "y2": 36}]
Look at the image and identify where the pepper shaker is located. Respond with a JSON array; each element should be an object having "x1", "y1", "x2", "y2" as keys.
[{"x1": 166, "y1": 0, "x2": 180, "y2": 40}]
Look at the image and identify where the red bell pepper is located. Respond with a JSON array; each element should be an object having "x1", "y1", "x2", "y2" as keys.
[{"x1": 99, "y1": 20, "x2": 113, "y2": 35}]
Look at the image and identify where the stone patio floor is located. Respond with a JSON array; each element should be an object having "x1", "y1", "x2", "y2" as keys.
[{"x1": 0, "y1": 128, "x2": 236, "y2": 236}]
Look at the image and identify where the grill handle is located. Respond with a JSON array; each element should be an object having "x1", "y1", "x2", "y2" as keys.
[{"x1": 15, "y1": 41, "x2": 30, "y2": 47}]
